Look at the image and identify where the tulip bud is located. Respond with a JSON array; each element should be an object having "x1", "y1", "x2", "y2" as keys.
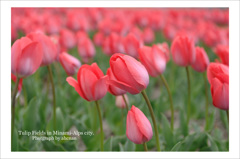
[
  {"x1": 153, "y1": 42, "x2": 170, "y2": 62},
  {"x1": 214, "y1": 45, "x2": 229, "y2": 66},
  {"x1": 108, "y1": 53, "x2": 149, "y2": 94},
  {"x1": 59, "y1": 29, "x2": 76, "y2": 50},
  {"x1": 171, "y1": 35, "x2": 196, "y2": 67},
  {"x1": 142, "y1": 27, "x2": 155, "y2": 44},
  {"x1": 93, "y1": 31, "x2": 105, "y2": 46},
  {"x1": 126, "y1": 105, "x2": 153, "y2": 144},
  {"x1": 191, "y1": 47, "x2": 210, "y2": 72},
  {"x1": 123, "y1": 33, "x2": 143, "y2": 58},
  {"x1": 115, "y1": 95, "x2": 129, "y2": 109},
  {"x1": 27, "y1": 32, "x2": 57, "y2": 66},
  {"x1": 107, "y1": 68, "x2": 127, "y2": 96},
  {"x1": 139, "y1": 46, "x2": 167, "y2": 77},
  {"x1": 11, "y1": 37, "x2": 43, "y2": 77},
  {"x1": 78, "y1": 37, "x2": 96, "y2": 63},
  {"x1": 207, "y1": 62, "x2": 229, "y2": 85},
  {"x1": 66, "y1": 63, "x2": 108, "y2": 101},
  {"x1": 59, "y1": 52, "x2": 81, "y2": 76}
]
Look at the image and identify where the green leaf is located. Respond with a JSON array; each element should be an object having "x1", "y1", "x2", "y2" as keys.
[
  {"x1": 180, "y1": 107, "x2": 188, "y2": 136},
  {"x1": 12, "y1": 128, "x2": 19, "y2": 151},
  {"x1": 119, "y1": 143, "x2": 124, "y2": 151},
  {"x1": 124, "y1": 139, "x2": 135, "y2": 151},
  {"x1": 22, "y1": 97, "x2": 39, "y2": 131},
  {"x1": 46, "y1": 107, "x2": 65, "y2": 133},
  {"x1": 206, "y1": 133, "x2": 219, "y2": 151},
  {"x1": 104, "y1": 136, "x2": 113, "y2": 151},
  {"x1": 161, "y1": 113, "x2": 174, "y2": 150}
]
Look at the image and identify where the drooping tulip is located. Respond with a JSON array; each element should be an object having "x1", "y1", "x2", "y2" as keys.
[
  {"x1": 191, "y1": 47, "x2": 210, "y2": 72},
  {"x1": 66, "y1": 63, "x2": 108, "y2": 101},
  {"x1": 77, "y1": 37, "x2": 96, "y2": 63},
  {"x1": 27, "y1": 31, "x2": 57, "y2": 66},
  {"x1": 11, "y1": 36, "x2": 43, "y2": 77},
  {"x1": 214, "y1": 44, "x2": 229, "y2": 66},
  {"x1": 139, "y1": 46, "x2": 167, "y2": 77},
  {"x1": 123, "y1": 33, "x2": 143, "y2": 58},
  {"x1": 126, "y1": 105, "x2": 153, "y2": 144},
  {"x1": 107, "y1": 68, "x2": 127, "y2": 96},
  {"x1": 108, "y1": 53, "x2": 149, "y2": 94},
  {"x1": 59, "y1": 52, "x2": 81, "y2": 76},
  {"x1": 115, "y1": 95, "x2": 129, "y2": 109},
  {"x1": 171, "y1": 35, "x2": 196, "y2": 66}
]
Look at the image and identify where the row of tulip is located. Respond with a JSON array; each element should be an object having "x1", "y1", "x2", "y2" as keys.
[{"x1": 11, "y1": 8, "x2": 229, "y2": 151}]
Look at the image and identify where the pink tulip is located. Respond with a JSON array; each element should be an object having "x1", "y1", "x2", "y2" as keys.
[
  {"x1": 59, "y1": 52, "x2": 81, "y2": 76},
  {"x1": 171, "y1": 35, "x2": 196, "y2": 66},
  {"x1": 108, "y1": 53, "x2": 149, "y2": 94},
  {"x1": 93, "y1": 32, "x2": 105, "y2": 46},
  {"x1": 76, "y1": 31, "x2": 88, "y2": 44},
  {"x1": 27, "y1": 32, "x2": 57, "y2": 66},
  {"x1": 77, "y1": 37, "x2": 96, "y2": 63},
  {"x1": 66, "y1": 63, "x2": 108, "y2": 101},
  {"x1": 191, "y1": 47, "x2": 210, "y2": 72},
  {"x1": 214, "y1": 45, "x2": 229, "y2": 66},
  {"x1": 59, "y1": 29, "x2": 76, "y2": 50},
  {"x1": 139, "y1": 46, "x2": 167, "y2": 77},
  {"x1": 142, "y1": 27, "x2": 155, "y2": 44},
  {"x1": 115, "y1": 95, "x2": 129, "y2": 109},
  {"x1": 153, "y1": 42, "x2": 170, "y2": 62},
  {"x1": 107, "y1": 68, "x2": 127, "y2": 96},
  {"x1": 207, "y1": 62, "x2": 229, "y2": 85},
  {"x1": 11, "y1": 37, "x2": 43, "y2": 77},
  {"x1": 123, "y1": 33, "x2": 143, "y2": 58},
  {"x1": 126, "y1": 105, "x2": 153, "y2": 144}
]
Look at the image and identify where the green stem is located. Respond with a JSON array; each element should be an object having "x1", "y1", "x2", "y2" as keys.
[
  {"x1": 203, "y1": 72, "x2": 209, "y2": 131},
  {"x1": 95, "y1": 101, "x2": 104, "y2": 151},
  {"x1": 186, "y1": 67, "x2": 191, "y2": 126},
  {"x1": 159, "y1": 74, "x2": 174, "y2": 131},
  {"x1": 22, "y1": 85, "x2": 28, "y2": 108},
  {"x1": 143, "y1": 142, "x2": 148, "y2": 151},
  {"x1": 141, "y1": 90, "x2": 161, "y2": 151},
  {"x1": 122, "y1": 94, "x2": 129, "y2": 111},
  {"x1": 11, "y1": 77, "x2": 20, "y2": 149},
  {"x1": 47, "y1": 65, "x2": 56, "y2": 131},
  {"x1": 121, "y1": 108, "x2": 124, "y2": 134},
  {"x1": 226, "y1": 110, "x2": 229, "y2": 123}
]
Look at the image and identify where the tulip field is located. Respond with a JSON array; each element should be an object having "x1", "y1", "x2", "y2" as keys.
[{"x1": 11, "y1": 8, "x2": 229, "y2": 152}]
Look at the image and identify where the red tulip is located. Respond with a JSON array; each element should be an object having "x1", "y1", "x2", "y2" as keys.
[
  {"x1": 27, "y1": 31, "x2": 57, "y2": 66},
  {"x1": 107, "y1": 68, "x2": 127, "y2": 95},
  {"x1": 11, "y1": 73, "x2": 23, "y2": 97},
  {"x1": 191, "y1": 47, "x2": 210, "y2": 72},
  {"x1": 108, "y1": 53, "x2": 149, "y2": 94},
  {"x1": 77, "y1": 37, "x2": 96, "y2": 63},
  {"x1": 115, "y1": 95, "x2": 129, "y2": 109},
  {"x1": 76, "y1": 31, "x2": 88, "y2": 44},
  {"x1": 66, "y1": 63, "x2": 108, "y2": 101},
  {"x1": 207, "y1": 62, "x2": 229, "y2": 85},
  {"x1": 139, "y1": 46, "x2": 167, "y2": 77},
  {"x1": 153, "y1": 42, "x2": 170, "y2": 62},
  {"x1": 59, "y1": 52, "x2": 81, "y2": 76},
  {"x1": 93, "y1": 32, "x2": 105, "y2": 46},
  {"x1": 142, "y1": 27, "x2": 155, "y2": 44},
  {"x1": 126, "y1": 105, "x2": 153, "y2": 144},
  {"x1": 59, "y1": 29, "x2": 76, "y2": 50},
  {"x1": 214, "y1": 45, "x2": 229, "y2": 66},
  {"x1": 210, "y1": 77, "x2": 229, "y2": 110},
  {"x1": 11, "y1": 37, "x2": 43, "y2": 77},
  {"x1": 171, "y1": 35, "x2": 196, "y2": 67},
  {"x1": 123, "y1": 33, "x2": 143, "y2": 58}
]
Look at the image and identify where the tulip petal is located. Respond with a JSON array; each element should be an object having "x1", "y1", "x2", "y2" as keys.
[
  {"x1": 126, "y1": 110, "x2": 143, "y2": 144},
  {"x1": 92, "y1": 75, "x2": 108, "y2": 101},
  {"x1": 107, "y1": 79, "x2": 140, "y2": 94},
  {"x1": 91, "y1": 63, "x2": 104, "y2": 78},
  {"x1": 66, "y1": 77, "x2": 90, "y2": 101}
]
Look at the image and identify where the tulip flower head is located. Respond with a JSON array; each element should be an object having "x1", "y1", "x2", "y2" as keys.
[
  {"x1": 214, "y1": 45, "x2": 229, "y2": 66},
  {"x1": 123, "y1": 33, "x2": 143, "y2": 58},
  {"x1": 108, "y1": 53, "x2": 149, "y2": 94},
  {"x1": 11, "y1": 37, "x2": 43, "y2": 77},
  {"x1": 191, "y1": 47, "x2": 210, "y2": 72},
  {"x1": 126, "y1": 105, "x2": 153, "y2": 144},
  {"x1": 115, "y1": 95, "x2": 129, "y2": 109},
  {"x1": 66, "y1": 63, "x2": 108, "y2": 101},
  {"x1": 77, "y1": 37, "x2": 96, "y2": 63},
  {"x1": 171, "y1": 35, "x2": 196, "y2": 67},
  {"x1": 59, "y1": 52, "x2": 81, "y2": 76}
]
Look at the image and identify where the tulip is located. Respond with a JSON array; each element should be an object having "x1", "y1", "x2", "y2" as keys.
[
  {"x1": 27, "y1": 31, "x2": 57, "y2": 66},
  {"x1": 11, "y1": 36, "x2": 43, "y2": 77},
  {"x1": 77, "y1": 37, "x2": 96, "y2": 63},
  {"x1": 59, "y1": 29, "x2": 76, "y2": 50},
  {"x1": 66, "y1": 63, "x2": 108, "y2": 151},
  {"x1": 139, "y1": 46, "x2": 167, "y2": 77},
  {"x1": 171, "y1": 35, "x2": 196, "y2": 67},
  {"x1": 142, "y1": 27, "x2": 155, "y2": 44},
  {"x1": 207, "y1": 62, "x2": 229, "y2": 85},
  {"x1": 214, "y1": 45, "x2": 229, "y2": 66},
  {"x1": 126, "y1": 105, "x2": 153, "y2": 145},
  {"x1": 93, "y1": 31, "x2": 105, "y2": 46},
  {"x1": 108, "y1": 53, "x2": 160, "y2": 151},
  {"x1": 116, "y1": 95, "x2": 129, "y2": 109},
  {"x1": 59, "y1": 52, "x2": 81, "y2": 76},
  {"x1": 108, "y1": 53, "x2": 149, "y2": 94},
  {"x1": 191, "y1": 47, "x2": 210, "y2": 72},
  {"x1": 123, "y1": 33, "x2": 143, "y2": 58},
  {"x1": 153, "y1": 42, "x2": 170, "y2": 62}
]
